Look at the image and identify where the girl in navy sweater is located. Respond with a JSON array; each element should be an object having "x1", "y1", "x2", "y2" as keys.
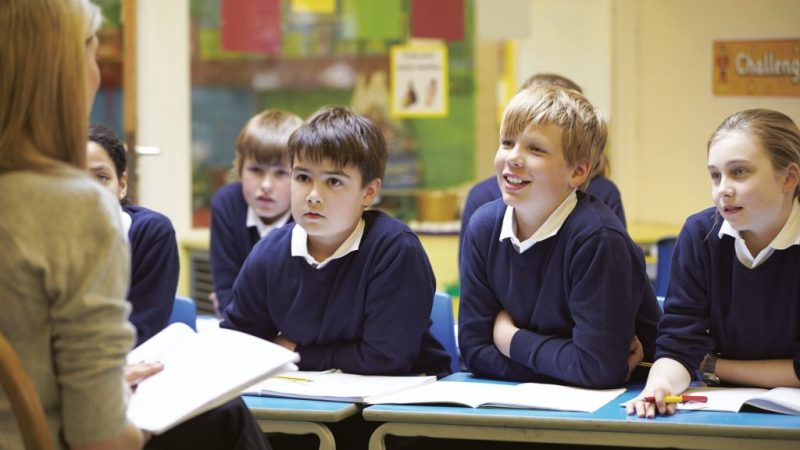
[
  {"x1": 629, "y1": 109, "x2": 800, "y2": 418},
  {"x1": 86, "y1": 124, "x2": 271, "y2": 449},
  {"x1": 210, "y1": 110, "x2": 302, "y2": 315},
  {"x1": 87, "y1": 124, "x2": 179, "y2": 346}
]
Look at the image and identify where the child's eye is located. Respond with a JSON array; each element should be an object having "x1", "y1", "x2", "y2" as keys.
[
  {"x1": 733, "y1": 167, "x2": 749, "y2": 177},
  {"x1": 248, "y1": 166, "x2": 264, "y2": 175},
  {"x1": 95, "y1": 174, "x2": 110, "y2": 182},
  {"x1": 327, "y1": 178, "x2": 343, "y2": 187},
  {"x1": 275, "y1": 168, "x2": 290, "y2": 177},
  {"x1": 500, "y1": 139, "x2": 514, "y2": 148},
  {"x1": 709, "y1": 172, "x2": 721, "y2": 182},
  {"x1": 294, "y1": 173, "x2": 309, "y2": 182},
  {"x1": 528, "y1": 145, "x2": 545, "y2": 154}
]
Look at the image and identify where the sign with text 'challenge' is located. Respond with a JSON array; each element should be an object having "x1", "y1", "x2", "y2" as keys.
[{"x1": 713, "y1": 39, "x2": 800, "y2": 97}]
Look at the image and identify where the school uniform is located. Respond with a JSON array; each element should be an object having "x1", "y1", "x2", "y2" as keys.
[
  {"x1": 459, "y1": 192, "x2": 660, "y2": 388},
  {"x1": 210, "y1": 182, "x2": 291, "y2": 313},
  {"x1": 221, "y1": 210, "x2": 452, "y2": 378},
  {"x1": 655, "y1": 203, "x2": 800, "y2": 379},
  {"x1": 123, "y1": 204, "x2": 179, "y2": 346},
  {"x1": 459, "y1": 175, "x2": 627, "y2": 269}
]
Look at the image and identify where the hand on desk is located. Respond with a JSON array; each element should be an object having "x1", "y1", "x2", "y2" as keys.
[
  {"x1": 274, "y1": 334, "x2": 297, "y2": 352},
  {"x1": 625, "y1": 336, "x2": 644, "y2": 382},
  {"x1": 493, "y1": 309, "x2": 518, "y2": 358},
  {"x1": 626, "y1": 358, "x2": 690, "y2": 418}
]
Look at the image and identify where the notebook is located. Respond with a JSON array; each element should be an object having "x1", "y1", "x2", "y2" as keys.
[
  {"x1": 244, "y1": 369, "x2": 436, "y2": 403},
  {"x1": 674, "y1": 387, "x2": 800, "y2": 415},
  {"x1": 367, "y1": 380, "x2": 626, "y2": 413},
  {"x1": 126, "y1": 323, "x2": 299, "y2": 434}
]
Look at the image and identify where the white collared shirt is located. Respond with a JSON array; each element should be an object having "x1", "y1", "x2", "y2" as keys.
[
  {"x1": 246, "y1": 207, "x2": 291, "y2": 239},
  {"x1": 499, "y1": 191, "x2": 578, "y2": 254},
  {"x1": 119, "y1": 206, "x2": 132, "y2": 240},
  {"x1": 291, "y1": 219, "x2": 365, "y2": 269},
  {"x1": 718, "y1": 200, "x2": 800, "y2": 269}
]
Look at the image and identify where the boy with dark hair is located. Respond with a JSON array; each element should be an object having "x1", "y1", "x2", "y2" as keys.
[
  {"x1": 221, "y1": 106, "x2": 451, "y2": 377},
  {"x1": 459, "y1": 86, "x2": 660, "y2": 388}
]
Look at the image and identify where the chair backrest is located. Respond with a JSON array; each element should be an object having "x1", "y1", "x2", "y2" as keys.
[
  {"x1": 654, "y1": 236, "x2": 677, "y2": 297},
  {"x1": 169, "y1": 296, "x2": 197, "y2": 331},
  {"x1": 0, "y1": 331, "x2": 53, "y2": 450},
  {"x1": 430, "y1": 292, "x2": 460, "y2": 373}
]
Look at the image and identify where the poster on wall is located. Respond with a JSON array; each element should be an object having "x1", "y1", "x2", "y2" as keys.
[
  {"x1": 390, "y1": 44, "x2": 448, "y2": 118},
  {"x1": 713, "y1": 39, "x2": 800, "y2": 97}
]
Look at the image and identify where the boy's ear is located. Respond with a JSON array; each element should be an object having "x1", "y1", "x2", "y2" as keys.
[
  {"x1": 362, "y1": 178, "x2": 382, "y2": 208},
  {"x1": 119, "y1": 170, "x2": 129, "y2": 200},
  {"x1": 568, "y1": 160, "x2": 591, "y2": 189}
]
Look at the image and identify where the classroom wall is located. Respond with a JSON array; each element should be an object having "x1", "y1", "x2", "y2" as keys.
[
  {"x1": 136, "y1": 0, "x2": 192, "y2": 234},
  {"x1": 615, "y1": 0, "x2": 800, "y2": 228},
  {"x1": 514, "y1": 0, "x2": 800, "y2": 229}
]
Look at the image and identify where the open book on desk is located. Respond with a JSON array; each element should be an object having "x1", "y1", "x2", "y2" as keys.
[
  {"x1": 243, "y1": 370, "x2": 436, "y2": 403},
  {"x1": 367, "y1": 380, "x2": 625, "y2": 413},
  {"x1": 674, "y1": 387, "x2": 800, "y2": 415},
  {"x1": 127, "y1": 323, "x2": 299, "y2": 434}
]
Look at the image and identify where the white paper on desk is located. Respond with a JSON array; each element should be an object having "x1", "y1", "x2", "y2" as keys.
[
  {"x1": 367, "y1": 380, "x2": 625, "y2": 413},
  {"x1": 675, "y1": 387, "x2": 800, "y2": 415},
  {"x1": 246, "y1": 370, "x2": 436, "y2": 403},
  {"x1": 126, "y1": 323, "x2": 299, "y2": 434}
]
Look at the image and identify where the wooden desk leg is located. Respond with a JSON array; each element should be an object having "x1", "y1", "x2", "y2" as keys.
[{"x1": 258, "y1": 419, "x2": 336, "y2": 450}]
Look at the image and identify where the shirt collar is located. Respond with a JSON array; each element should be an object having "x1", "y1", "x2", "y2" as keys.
[
  {"x1": 718, "y1": 200, "x2": 800, "y2": 268},
  {"x1": 247, "y1": 207, "x2": 291, "y2": 239},
  {"x1": 291, "y1": 219, "x2": 365, "y2": 269},
  {"x1": 119, "y1": 206, "x2": 132, "y2": 239},
  {"x1": 499, "y1": 191, "x2": 578, "y2": 254}
]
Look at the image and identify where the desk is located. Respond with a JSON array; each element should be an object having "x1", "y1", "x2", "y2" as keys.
[
  {"x1": 363, "y1": 373, "x2": 800, "y2": 450},
  {"x1": 242, "y1": 395, "x2": 359, "y2": 450}
]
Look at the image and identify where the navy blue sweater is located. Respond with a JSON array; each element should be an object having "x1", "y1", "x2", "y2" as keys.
[
  {"x1": 656, "y1": 207, "x2": 800, "y2": 379},
  {"x1": 220, "y1": 210, "x2": 452, "y2": 377},
  {"x1": 459, "y1": 175, "x2": 626, "y2": 266},
  {"x1": 210, "y1": 182, "x2": 262, "y2": 313},
  {"x1": 125, "y1": 205, "x2": 179, "y2": 346},
  {"x1": 459, "y1": 194, "x2": 660, "y2": 388}
]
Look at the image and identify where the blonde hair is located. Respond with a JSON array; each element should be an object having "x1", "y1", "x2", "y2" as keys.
[
  {"x1": 233, "y1": 109, "x2": 303, "y2": 177},
  {"x1": 500, "y1": 86, "x2": 607, "y2": 190},
  {"x1": 0, "y1": 0, "x2": 101, "y2": 174},
  {"x1": 519, "y1": 73, "x2": 582, "y2": 94},
  {"x1": 709, "y1": 108, "x2": 800, "y2": 198}
]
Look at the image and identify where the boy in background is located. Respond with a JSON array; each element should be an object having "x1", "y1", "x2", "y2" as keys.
[
  {"x1": 210, "y1": 110, "x2": 302, "y2": 314},
  {"x1": 459, "y1": 86, "x2": 660, "y2": 388}
]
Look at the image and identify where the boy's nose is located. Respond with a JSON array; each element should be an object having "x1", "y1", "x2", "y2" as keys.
[{"x1": 506, "y1": 147, "x2": 523, "y2": 167}]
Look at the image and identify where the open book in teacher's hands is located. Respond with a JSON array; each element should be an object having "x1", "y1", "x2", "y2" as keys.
[
  {"x1": 366, "y1": 380, "x2": 626, "y2": 413},
  {"x1": 673, "y1": 387, "x2": 800, "y2": 415},
  {"x1": 243, "y1": 369, "x2": 437, "y2": 403},
  {"x1": 126, "y1": 323, "x2": 299, "y2": 434}
]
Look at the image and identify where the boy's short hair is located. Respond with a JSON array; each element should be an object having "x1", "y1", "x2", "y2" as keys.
[
  {"x1": 519, "y1": 73, "x2": 582, "y2": 94},
  {"x1": 288, "y1": 106, "x2": 387, "y2": 186},
  {"x1": 500, "y1": 86, "x2": 607, "y2": 190},
  {"x1": 233, "y1": 109, "x2": 302, "y2": 176}
]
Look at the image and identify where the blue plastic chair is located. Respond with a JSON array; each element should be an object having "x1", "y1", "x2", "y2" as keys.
[
  {"x1": 430, "y1": 292, "x2": 460, "y2": 373},
  {"x1": 168, "y1": 296, "x2": 197, "y2": 331},
  {"x1": 653, "y1": 237, "x2": 677, "y2": 298}
]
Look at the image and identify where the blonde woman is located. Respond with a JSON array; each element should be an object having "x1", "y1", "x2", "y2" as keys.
[{"x1": 0, "y1": 1, "x2": 142, "y2": 448}]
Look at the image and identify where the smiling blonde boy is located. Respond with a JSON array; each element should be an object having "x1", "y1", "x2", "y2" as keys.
[
  {"x1": 221, "y1": 106, "x2": 451, "y2": 377},
  {"x1": 459, "y1": 86, "x2": 661, "y2": 388}
]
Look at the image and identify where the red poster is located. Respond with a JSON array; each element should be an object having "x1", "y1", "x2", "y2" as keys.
[
  {"x1": 411, "y1": 0, "x2": 464, "y2": 41},
  {"x1": 221, "y1": 0, "x2": 281, "y2": 55}
]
